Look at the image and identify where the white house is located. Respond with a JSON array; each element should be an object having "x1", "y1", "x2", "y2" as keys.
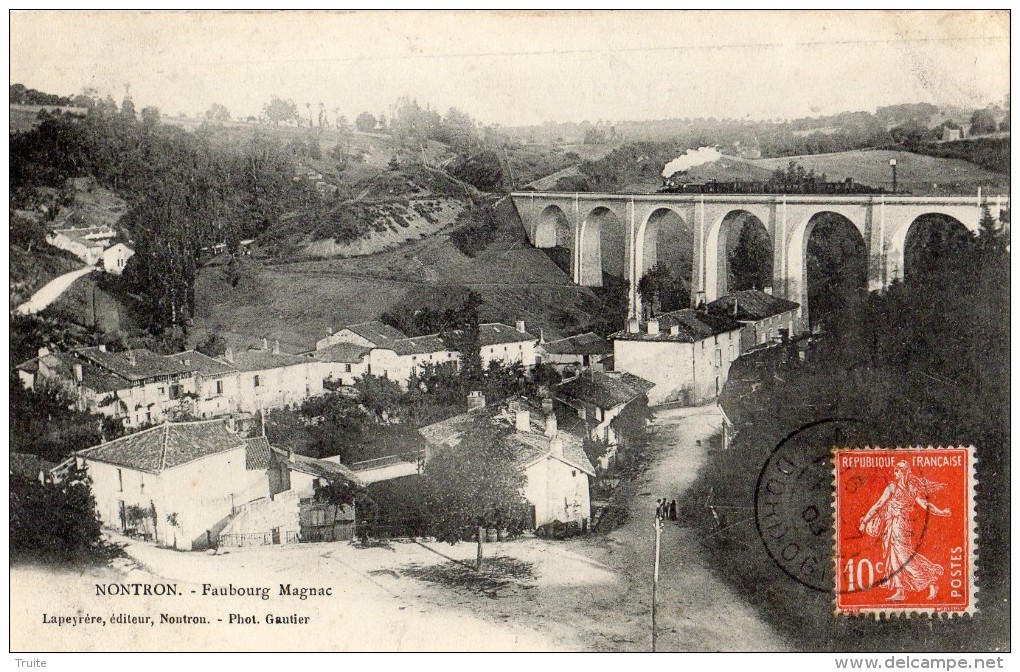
[
  {"x1": 707, "y1": 289, "x2": 802, "y2": 352},
  {"x1": 75, "y1": 419, "x2": 267, "y2": 550},
  {"x1": 369, "y1": 334, "x2": 460, "y2": 386},
  {"x1": 612, "y1": 309, "x2": 743, "y2": 406},
  {"x1": 221, "y1": 339, "x2": 323, "y2": 413},
  {"x1": 102, "y1": 242, "x2": 134, "y2": 275},
  {"x1": 420, "y1": 398, "x2": 595, "y2": 529},
  {"x1": 315, "y1": 320, "x2": 407, "y2": 351},
  {"x1": 479, "y1": 322, "x2": 539, "y2": 370},
  {"x1": 44, "y1": 226, "x2": 117, "y2": 265},
  {"x1": 164, "y1": 350, "x2": 239, "y2": 419},
  {"x1": 308, "y1": 342, "x2": 372, "y2": 387}
]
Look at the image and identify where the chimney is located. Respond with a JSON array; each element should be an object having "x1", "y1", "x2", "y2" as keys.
[
  {"x1": 538, "y1": 328, "x2": 545, "y2": 345},
  {"x1": 647, "y1": 318, "x2": 659, "y2": 335},
  {"x1": 515, "y1": 409, "x2": 531, "y2": 433},
  {"x1": 764, "y1": 286, "x2": 773, "y2": 296},
  {"x1": 226, "y1": 416, "x2": 236, "y2": 433},
  {"x1": 545, "y1": 412, "x2": 557, "y2": 438},
  {"x1": 273, "y1": 340, "x2": 281, "y2": 355},
  {"x1": 467, "y1": 390, "x2": 486, "y2": 410},
  {"x1": 549, "y1": 435, "x2": 563, "y2": 458},
  {"x1": 732, "y1": 297, "x2": 739, "y2": 317},
  {"x1": 515, "y1": 320, "x2": 526, "y2": 334},
  {"x1": 98, "y1": 344, "x2": 106, "y2": 353},
  {"x1": 223, "y1": 347, "x2": 234, "y2": 364},
  {"x1": 626, "y1": 318, "x2": 639, "y2": 334},
  {"x1": 73, "y1": 363, "x2": 83, "y2": 383},
  {"x1": 542, "y1": 397, "x2": 554, "y2": 415},
  {"x1": 261, "y1": 337, "x2": 269, "y2": 351},
  {"x1": 669, "y1": 324, "x2": 680, "y2": 336},
  {"x1": 126, "y1": 349, "x2": 136, "y2": 366},
  {"x1": 287, "y1": 447, "x2": 295, "y2": 463}
]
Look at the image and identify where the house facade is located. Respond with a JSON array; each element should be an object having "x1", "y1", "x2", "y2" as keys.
[
  {"x1": 225, "y1": 341, "x2": 324, "y2": 413},
  {"x1": 478, "y1": 322, "x2": 540, "y2": 370},
  {"x1": 612, "y1": 309, "x2": 743, "y2": 406},
  {"x1": 707, "y1": 289, "x2": 801, "y2": 352},
  {"x1": 75, "y1": 419, "x2": 267, "y2": 550},
  {"x1": 102, "y1": 242, "x2": 134, "y2": 275}
]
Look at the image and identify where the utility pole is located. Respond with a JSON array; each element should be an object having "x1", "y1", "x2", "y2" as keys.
[
  {"x1": 889, "y1": 158, "x2": 897, "y2": 194},
  {"x1": 652, "y1": 514, "x2": 662, "y2": 652}
]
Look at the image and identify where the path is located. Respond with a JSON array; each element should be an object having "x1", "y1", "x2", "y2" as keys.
[
  {"x1": 595, "y1": 404, "x2": 788, "y2": 651},
  {"x1": 15, "y1": 265, "x2": 95, "y2": 315}
]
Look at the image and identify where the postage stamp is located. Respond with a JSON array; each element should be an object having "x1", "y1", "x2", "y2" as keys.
[{"x1": 832, "y1": 446, "x2": 977, "y2": 617}]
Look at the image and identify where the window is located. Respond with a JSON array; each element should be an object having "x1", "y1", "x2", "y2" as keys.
[
  {"x1": 158, "y1": 387, "x2": 165, "y2": 395},
  {"x1": 715, "y1": 349, "x2": 723, "y2": 367},
  {"x1": 715, "y1": 376, "x2": 721, "y2": 395},
  {"x1": 216, "y1": 379, "x2": 224, "y2": 395},
  {"x1": 253, "y1": 375, "x2": 260, "y2": 388},
  {"x1": 169, "y1": 384, "x2": 181, "y2": 400},
  {"x1": 117, "y1": 469, "x2": 123, "y2": 492},
  {"x1": 312, "y1": 478, "x2": 321, "y2": 491},
  {"x1": 311, "y1": 509, "x2": 326, "y2": 526},
  {"x1": 344, "y1": 364, "x2": 352, "y2": 373}
]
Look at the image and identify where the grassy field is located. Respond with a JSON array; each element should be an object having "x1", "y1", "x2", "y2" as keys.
[
  {"x1": 752, "y1": 149, "x2": 1009, "y2": 196},
  {"x1": 193, "y1": 197, "x2": 599, "y2": 351}
]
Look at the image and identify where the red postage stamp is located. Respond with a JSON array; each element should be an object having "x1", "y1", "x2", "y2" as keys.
[{"x1": 832, "y1": 446, "x2": 977, "y2": 616}]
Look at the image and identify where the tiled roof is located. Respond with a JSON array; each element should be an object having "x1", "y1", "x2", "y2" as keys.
[
  {"x1": 79, "y1": 419, "x2": 246, "y2": 473},
  {"x1": 558, "y1": 370, "x2": 651, "y2": 409},
  {"x1": 541, "y1": 332, "x2": 613, "y2": 356},
  {"x1": 228, "y1": 347, "x2": 309, "y2": 372},
  {"x1": 310, "y1": 343, "x2": 371, "y2": 364},
  {"x1": 611, "y1": 309, "x2": 742, "y2": 343},
  {"x1": 165, "y1": 350, "x2": 237, "y2": 377},
  {"x1": 391, "y1": 334, "x2": 454, "y2": 356},
  {"x1": 245, "y1": 436, "x2": 273, "y2": 470},
  {"x1": 420, "y1": 401, "x2": 595, "y2": 477},
  {"x1": 707, "y1": 290, "x2": 800, "y2": 321},
  {"x1": 16, "y1": 351, "x2": 130, "y2": 392},
  {"x1": 343, "y1": 321, "x2": 407, "y2": 346},
  {"x1": 272, "y1": 448, "x2": 363, "y2": 486},
  {"x1": 478, "y1": 323, "x2": 537, "y2": 347},
  {"x1": 76, "y1": 347, "x2": 193, "y2": 381}
]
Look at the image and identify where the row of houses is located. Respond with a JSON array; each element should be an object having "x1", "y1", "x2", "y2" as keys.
[{"x1": 44, "y1": 225, "x2": 134, "y2": 274}]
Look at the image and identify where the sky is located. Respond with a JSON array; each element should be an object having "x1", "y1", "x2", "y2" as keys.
[{"x1": 9, "y1": 10, "x2": 1011, "y2": 127}]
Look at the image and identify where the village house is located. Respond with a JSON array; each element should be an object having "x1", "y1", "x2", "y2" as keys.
[
  {"x1": 16, "y1": 345, "x2": 198, "y2": 428},
  {"x1": 368, "y1": 333, "x2": 461, "y2": 386},
  {"x1": 101, "y1": 242, "x2": 134, "y2": 275},
  {"x1": 611, "y1": 309, "x2": 743, "y2": 406},
  {"x1": 44, "y1": 225, "x2": 117, "y2": 265},
  {"x1": 420, "y1": 396, "x2": 595, "y2": 530},
  {"x1": 308, "y1": 342, "x2": 372, "y2": 387},
  {"x1": 73, "y1": 419, "x2": 268, "y2": 550},
  {"x1": 707, "y1": 289, "x2": 802, "y2": 352},
  {"x1": 221, "y1": 339, "x2": 324, "y2": 413},
  {"x1": 315, "y1": 320, "x2": 406, "y2": 351},
  {"x1": 215, "y1": 435, "x2": 363, "y2": 547},
  {"x1": 479, "y1": 321, "x2": 540, "y2": 369},
  {"x1": 164, "y1": 350, "x2": 239, "y2": 419},
  {"x1": 556, "y1": 369, "x2": 653, "y2": 470},
  {"x1": 539, "y1": 331, "x2": 614, "y2": 374}
]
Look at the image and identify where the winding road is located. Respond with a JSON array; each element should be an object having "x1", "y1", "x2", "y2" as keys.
[{"x1": 15, "y1": 265, "x2": 95, "y2": 315}]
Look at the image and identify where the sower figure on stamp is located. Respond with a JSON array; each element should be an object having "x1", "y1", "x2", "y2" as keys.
[{"x1": 859, "y1": 461, "x2": 951, "y2": 601}]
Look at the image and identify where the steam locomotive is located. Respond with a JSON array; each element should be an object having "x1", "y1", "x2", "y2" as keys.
[{"x1": 659, "y1": 174, "x2": 888, "y2": 195}]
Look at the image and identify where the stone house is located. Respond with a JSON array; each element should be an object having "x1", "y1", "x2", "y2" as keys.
[
  {"x1": 611, "y1": 309, "x2": 743, "y2": 406},
  {"x1": 101, "y1": 242, "x2": 134, "y2": 275},
  {"x1": 707, "y1": 289, "x2": 802, "y2": 352},
  {"x1": 539, "y1": 331, "x2": 613, "y2": 374},
  {"x1": 44, "y1": 225, "x2": 117, "y2": 265}
]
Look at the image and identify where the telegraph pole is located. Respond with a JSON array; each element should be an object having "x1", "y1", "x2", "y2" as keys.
[{"x1": 651, "y1": 514, "x2": 662, "y2": 652}]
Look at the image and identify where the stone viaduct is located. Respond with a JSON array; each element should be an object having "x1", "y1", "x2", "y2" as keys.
[{"x1": 510, "y1": 191, "x2": 1006, "y2": 325}]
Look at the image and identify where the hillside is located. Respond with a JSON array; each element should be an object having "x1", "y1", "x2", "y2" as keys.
[
  {"x1": 750, "y1": 149, "x2": 1008, "y2": 196},
  {"x1": 192, "y1": 197, "x2": 600, "y2": 351}
]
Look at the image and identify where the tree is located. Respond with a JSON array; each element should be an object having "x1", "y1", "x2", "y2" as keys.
[
  {"x1": 421, "y1": 421, "x2": 528, "y2": 569},
  {"x1": 970, "y1": 107, "x2": 998, "y2": 136},
  {"x1": 196, "y1": 332, "x2": 227, "y2": 357},
  {"x1": 263, "y1": 96, "x2": 299, "y2": 126},
  {"x1": 355, "y1": 112, "x2": 377, "y2": 132},
  {"x1": 140, "y1": 106, "x2": 161, "y2": 129},
  {"x1": 313, "y1": 477, "x2": 372, "y2": 541},
  {"x1": 729, "y1": 221, "x2": 774, "y2": 291},
  {"x1": 205, "y1": 103, "x2": 230, "y2": 123}
]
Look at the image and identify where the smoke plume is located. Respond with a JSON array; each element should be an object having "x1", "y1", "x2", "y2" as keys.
[{"x1": 661, "y1": 146, "x2": 722, "y2": 178}]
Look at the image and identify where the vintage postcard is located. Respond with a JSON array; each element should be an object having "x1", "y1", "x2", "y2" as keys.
[{"x1": 7, "y1": 9, "x2": 1010, "y2": 658}]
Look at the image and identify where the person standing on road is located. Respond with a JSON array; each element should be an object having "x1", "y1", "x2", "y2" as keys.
[{"x1": 669, "y1": 499, "x2": 678, "y2": 521}]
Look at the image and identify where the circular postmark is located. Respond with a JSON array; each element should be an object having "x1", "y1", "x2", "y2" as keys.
[{"x1": 754, "y1": 418, "x2": 872, "y2": 592}]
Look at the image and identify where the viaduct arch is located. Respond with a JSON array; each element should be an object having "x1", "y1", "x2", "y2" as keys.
[{"x1": 511, "y1": 191, "x2": 1005, "y2": 330}]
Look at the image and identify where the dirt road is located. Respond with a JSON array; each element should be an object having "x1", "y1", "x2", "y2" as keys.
[
  {"x1": 15, "y1": 265, "x2": 94, "y2": 315},
  {"x1": 584, "y1": 404, "x2": 789, "y2": 651}
]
